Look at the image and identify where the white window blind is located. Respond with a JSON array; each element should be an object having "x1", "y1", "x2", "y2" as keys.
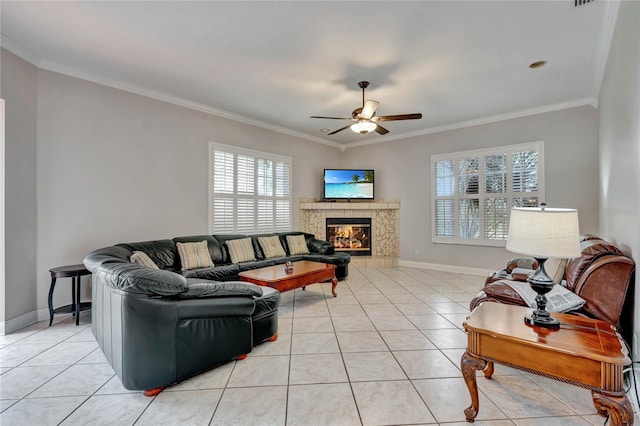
[
  {"x1": 431, "y1": 141, "x2": 544, "y2": 247},
  {"x1": 209, "y1": 143, "x2": 292, "y2": 234}
]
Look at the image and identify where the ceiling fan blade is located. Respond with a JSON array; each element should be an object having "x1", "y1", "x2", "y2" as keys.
[
  {"x1": 373, "y1": 113, "x2": 423, "y2": 122},
  {"x1": 360, "y1": 100, "x2": 379, "y2": 119},
  {"x1": 328, "y1": 124, "x2": 353, "y2": 135},
  {"x1": 310, "y1": 116, "x2": 353, "y2": 120},
  {"x1": 375, "y1": 125, "x2": 390, "y2": 135}
]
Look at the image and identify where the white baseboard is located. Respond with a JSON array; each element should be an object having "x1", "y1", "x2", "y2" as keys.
[
  {"x1": 37, "y1": 307, "x2": 51, "y2": 322},
  {"x1": 398, "y1": 259, "x2": 491, "y2": 277},
  {"x1": 0, "y1": 310, "x2": 38, "y2": 335}
]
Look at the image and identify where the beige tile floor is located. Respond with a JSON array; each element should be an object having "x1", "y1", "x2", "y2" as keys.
[{"x1": 1, "y1": 267, "x2": 637, "y2": 425}]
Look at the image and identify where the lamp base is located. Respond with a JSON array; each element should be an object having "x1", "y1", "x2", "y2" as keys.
[
  {"x1": 524, "y1": 312, "x2": 560, "y2": 329},
  {"x1": 524, "y1": 257, "x2": 560, "y2": 329}
]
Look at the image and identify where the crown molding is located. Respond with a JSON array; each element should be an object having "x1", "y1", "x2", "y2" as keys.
[
  {"x1": 591, "y1": 0, "x2": 620, "y2": 100},
  {"x1": 37, "y1": 58, "x2": 342, "y2": 149},
  {"x1": 1, "y1": 34, "x2": 41, "y2": 67},
  {"x1": 341, "y1": 97, "x2": 597, "y2": 150},
  {"x1": 0, "y1": 34, "x2": 341, "y2": 149},
  {"x1": 1, "y1": 34, "x2": 600, "y2": 153}
]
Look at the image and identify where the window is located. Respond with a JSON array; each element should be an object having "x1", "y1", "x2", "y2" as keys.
[
  {"x1": 432, "y1": 141, "x2": 544, "y2": 246},
  {"x1": 209, "y1": 143, "x2": 292, "y2": 234}
]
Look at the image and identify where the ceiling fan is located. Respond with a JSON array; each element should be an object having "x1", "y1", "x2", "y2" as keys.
[{"x1": 311, "y1": 81, "x2": 422, "y2": 135}]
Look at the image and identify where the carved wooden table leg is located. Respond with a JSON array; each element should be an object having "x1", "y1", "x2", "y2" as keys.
[
  {"x1": 331, "y1": 277, "x2": 338, "y2": 297},
  {"x1": 461, "y1": 351, "x2": 487, "y2": 422},
  {"x1": 483, "y1": 361, "x2": 494, "y2": 379},
  {"x1": 592, "y1": 391, "x2": 634, "y2": 426}
]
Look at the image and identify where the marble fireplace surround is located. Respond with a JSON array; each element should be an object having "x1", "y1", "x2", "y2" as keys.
[{"x1": 299, "y1": 199, "x2": 400, "y2": 268}]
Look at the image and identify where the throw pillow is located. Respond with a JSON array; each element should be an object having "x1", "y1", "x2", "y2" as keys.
[
  {"x1": 286, "y1": 234, "x2": 309, "y2": 255},
  {"x1": 176, "y1": 240, "x2": 214, "y2": 271},
  {"x1": 258, "y1": 236, "x2": 286, "y2": 258},
  {"x1": 130, "y1": 251, "x2": 160, "y2": 269},
  {"x1": 226, "y1": 237, "x2": 256, "y2": 263}
]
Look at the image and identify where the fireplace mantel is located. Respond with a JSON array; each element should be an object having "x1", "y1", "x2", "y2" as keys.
[{"x1": 299, "y1": 199, "x2": 400, "y2": 268}]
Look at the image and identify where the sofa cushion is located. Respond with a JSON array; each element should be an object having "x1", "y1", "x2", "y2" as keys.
[
  {"x1": 214, "y1": 234, "x2": 249, "y2": 263},
  {"x1": 116, "y1": 239, "x2": 178, "y2": 270},
  {"x1": 173, "y1": 235, "x2": 224, "y2": 265},
  {"x1": 177, "y1": 240, "x2": 214, "y2": 271},
  {"x1": 130, "y1": 251, "x2": 160, "y2": 269},
  {"x1": 258, "y1": 236, "x2": 287, "y2": 258},
  {"x1": 286, "y1": 234, "x2": 310, "y2": 255},
  {"x1": 303, "y1": 252, "x2": 351, "y2": 266},
  {"x1": 181, "y1": 280, "x2": 263, "y2": 298},
  {"x1": 269, "y1": 255, "x2": 305, "y2": 264},
  {"x1": 226, "y1": 237, "x2": 257, "y2": 263},
  {"x1": 237, "y1": 259, "x2": 277, "y2": 272},
  {"x1": 181, "y1": 264, "x2": 240, "y2": 281},
  {"x1": 565, "y1": 239, "x2": 624, "y2": 290}
]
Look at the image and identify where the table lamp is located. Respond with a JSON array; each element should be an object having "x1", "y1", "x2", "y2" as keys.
[{"x1": 506, "y1": 204, "x2": 581, "y2": 328}]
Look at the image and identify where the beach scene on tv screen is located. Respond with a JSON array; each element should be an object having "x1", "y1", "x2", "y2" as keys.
[{"x1": 325, "y1": 170, "x2": 374, "y2": 199}]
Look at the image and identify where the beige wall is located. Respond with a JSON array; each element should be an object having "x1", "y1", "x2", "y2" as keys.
[
  {"x1": 35, "y1": 69, "x2": 342, "y2": 317},
  {"x1": 0, "y1": 49, "x2": 38, "y2": 330},
  {"x1": 345, "y1": 106, "x2": 600, "y2": 272},
  {"x1": 598, "y1": 0, "x2": 640, "y2": 358}
]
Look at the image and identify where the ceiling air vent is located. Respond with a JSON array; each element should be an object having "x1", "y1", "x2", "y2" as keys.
[{"x1": 575, "y1": 0, "x2": 595, "y2": 7}]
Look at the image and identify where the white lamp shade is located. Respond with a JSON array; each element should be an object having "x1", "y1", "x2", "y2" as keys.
[{"x1": 506, "y1": 207, "x2": 581, "y2": 258}]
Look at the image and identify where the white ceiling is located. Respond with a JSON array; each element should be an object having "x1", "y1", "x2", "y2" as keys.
[{"x1": 0, "y1": 1, "x2": 617, "y2": 149}]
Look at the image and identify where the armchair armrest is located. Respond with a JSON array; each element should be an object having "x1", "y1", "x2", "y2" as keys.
[
  {"x1": 511, "y1": 268, "x2": 535, "y2": 282},
  {"x1": 506, "y1": 258, "x2": 539, "y2": 273}
]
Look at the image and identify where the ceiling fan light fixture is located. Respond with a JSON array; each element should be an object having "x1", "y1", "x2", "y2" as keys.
[{"x1": 351, "y1": 121, "x2": 377, "y2": 134}]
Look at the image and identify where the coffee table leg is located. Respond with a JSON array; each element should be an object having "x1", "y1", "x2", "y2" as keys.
[
  {"x1": 461, "y1": 351, "x2": 487, "y2": 422},
  {"x1": 331, "y1": 277, "x2": 338, "y2": 297},
  {"x1": 592, "y1": 392, "x2": 634, "y2": 425}
]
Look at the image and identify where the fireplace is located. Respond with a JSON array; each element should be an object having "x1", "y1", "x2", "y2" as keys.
[{"x1": 326, "y1": 218, "x2": 372, "y2": 256}]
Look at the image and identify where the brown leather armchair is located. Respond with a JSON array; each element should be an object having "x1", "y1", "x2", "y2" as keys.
[{"x1": 470, "y1": 235, "x2": 635, "y2": 343}]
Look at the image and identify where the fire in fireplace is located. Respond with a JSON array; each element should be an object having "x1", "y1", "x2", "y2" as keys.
[{"x1": 326, "y1": 218, "x2": 372, "y2": 256}]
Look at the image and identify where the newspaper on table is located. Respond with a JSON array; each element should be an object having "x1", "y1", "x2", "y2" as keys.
[{"x1": 506, "y1": 280, "x2": 586, "y2": 313}]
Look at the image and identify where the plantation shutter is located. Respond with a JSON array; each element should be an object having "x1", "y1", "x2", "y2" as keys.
[
  {"x1": 209, "y1": 143, "x2": 292, "y2": 234},
  {"x1": 432, "y1": 142, "x2": 543, "y2": 246}
]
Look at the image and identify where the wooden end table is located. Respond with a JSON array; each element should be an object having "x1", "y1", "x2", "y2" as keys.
[
  {"x1": 462, "y1": 303, "x2": 633, "y2": 425},
  {"x1": 48, "y1": 264, "x2": 92, "y2": 326},
  {"x1": 238, "y1": 260, "x2": 338, "y2": 297}
]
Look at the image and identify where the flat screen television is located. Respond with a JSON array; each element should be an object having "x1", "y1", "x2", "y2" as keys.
[{"x1": 324, "y1": 169, "x2": 375, "y2": 200}]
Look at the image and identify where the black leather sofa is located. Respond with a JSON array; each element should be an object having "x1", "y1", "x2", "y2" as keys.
[
  {"x1": 83, "y1": 231, "x2": 349, "y2": 393},
  {"x1": 126, "y1": 231, "x2": 351, "y2": 281}
]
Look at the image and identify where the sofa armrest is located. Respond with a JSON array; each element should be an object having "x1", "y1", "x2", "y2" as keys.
[
  {"x1": 94, "y1": 263, "x2": 188, "y2": 296},
  {"x1": 308, "y1": 238, "x2": 335, "y2": 255},
  {"x1": 511, "y1": 268, "x2": 535, "y2": 282},
  {"x1": 506, "y1": 258, "x2": 539, "y2": 273}
]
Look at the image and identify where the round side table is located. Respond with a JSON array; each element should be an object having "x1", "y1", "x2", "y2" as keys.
[{"x1": 48, "y1": 264, "x2": 92, "y2": 326}]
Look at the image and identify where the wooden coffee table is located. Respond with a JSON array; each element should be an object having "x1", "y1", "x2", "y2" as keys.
[
  {"x1": 462, "y1": 303, "x2": 633, "y2": 425},
  {"x1": 238, "y1": 260, "x2": 338, "y2": 297}
]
